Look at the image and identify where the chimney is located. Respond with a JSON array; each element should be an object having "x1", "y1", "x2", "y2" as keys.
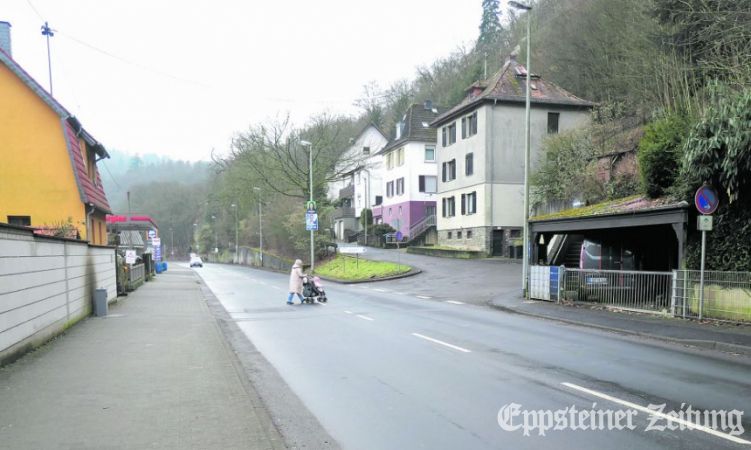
[
  {"x1": 0, "y1": 21, "x2": 11, "y2": 57},
  {"x1": 423, "y1": 99, "x2": 432, "y2": 111},
  {"x1": 395, "y1": 121, "x2": 403, "y2": 140}
]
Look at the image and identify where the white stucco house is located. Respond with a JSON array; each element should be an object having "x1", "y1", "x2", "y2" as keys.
[
  {"x1": 372, "y1": 102, "x2": 443, "y2": 243},
  {"x1": 328, "y1": 123, "x2": 389, "y2": 241},
  {"x1": 432, "y1": 55, "x2": 594, "y2": 256}
]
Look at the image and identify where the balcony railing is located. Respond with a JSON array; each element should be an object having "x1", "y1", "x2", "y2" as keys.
[{"x1": 332, "y1": 207, "x2": 356, "y2": 219}]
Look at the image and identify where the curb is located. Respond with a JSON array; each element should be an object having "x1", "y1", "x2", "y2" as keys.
[
  {"x1": 489, "y1": 301, "x2": 751, "y2": 358},
  {"x1": 316, "y1": 268, "x2": 423, "y2": 285}
]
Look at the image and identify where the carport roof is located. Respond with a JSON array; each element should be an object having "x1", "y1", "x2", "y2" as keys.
[{"x1": 529, "y1": 196, "x2": 689, "y2": 233}]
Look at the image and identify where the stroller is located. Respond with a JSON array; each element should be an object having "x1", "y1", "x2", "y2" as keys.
[{"x1": 302, "y1": 276, "x2": 328, "y2": 303}]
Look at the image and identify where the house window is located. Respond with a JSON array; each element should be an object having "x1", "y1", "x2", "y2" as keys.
[
  {"x1": 386, "y1": 181, "x2": 394, "y2": 197},
  {"x1": 398, "y1": 206, "x2": 402, "y2": 216},
  {"x1": 425, "y1": 145, "x2": 435, "y2": 162},
  {"x1": 397, "y1": 147, "x2": 405, "y2": 166},
  {"x1": 389, "y1": 208, "x2": 393, "y2": 216},
  {"x1": 457, "y1": 231, "x2": 462, "y2": 239},
  {"x1": 548, "y1": 112, "x2": 560, "y2": 134},
  {"x1": 510, "y1": 229, "x2": 521, "y2": 238},
  {"x1": 7, "y1": 215, "x2": 31, "y2": 226},
  {"x1": 442, "y1": 122, "x2": 457, "y2": 146},
  {"x1": 396, "y1": 178, "x2": 405, "y2": 195},
  {"x1": 386, "y1": 152, "x2": 394, "y2": 170},
  {"x1": 363, "y1": 146, "x2": 370, "y2": 155},
  {"x1": 441, "y1": 196, "x2": 456, "y2": 217},
  {"x1": 419, "y1": 175, "x2": 437, "y2": 193},
  {"x1": 461, "y1": 112, "x2": 478, "y2": 138},
  {"x1": 442, "y1": 159, "x2": 457, "y2": 182},
  {"x1": 465, "y1": 153, "x2": 474, "y2": 176},
  {"x1": 375, "y1": 195, "x2": 383, "y2": 206},
  {"x1": 447, "y1": 231, "x2": 453, "y2": 239},
  {"x1": 461, "y1": 191, "x2": 477, "y2": 215},
  {"x1": 467, "y1": 230, "x2": 473, "y2": 239}
]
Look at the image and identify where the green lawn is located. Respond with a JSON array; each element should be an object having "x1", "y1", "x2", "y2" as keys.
[{"x1": 315, "y1": 254, "x2": 411, "y2": 281}]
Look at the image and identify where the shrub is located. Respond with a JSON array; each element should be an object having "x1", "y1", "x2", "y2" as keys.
[{"x1": 637, "y1": 114, "x2": 689, "y2": 198}]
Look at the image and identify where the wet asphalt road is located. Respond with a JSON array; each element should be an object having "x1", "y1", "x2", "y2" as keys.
[{"x1": 193, "y1": 261, "x2": 751, "y2": 450}]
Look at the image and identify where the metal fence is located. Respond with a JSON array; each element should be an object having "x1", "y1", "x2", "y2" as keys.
[
  {"x1": 127, "y1": 263, "x2": 145, "y2": 291},
  {"x1": 562, "y1": 268, "x2": 674, "y2": 312},
  {"x1": 672, "y1": 270, "x2": 751, "y2": 322}
]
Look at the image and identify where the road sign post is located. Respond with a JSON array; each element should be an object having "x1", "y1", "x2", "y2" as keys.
[{"x1": 694, "y1": 185, "x2": 719, "y2": 320}]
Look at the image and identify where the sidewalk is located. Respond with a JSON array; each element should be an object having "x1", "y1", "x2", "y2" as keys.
[
  {"x1": 0, "y1": 266, "x2": 284, "y2": 450},
  {"x1": 490, "y1": 292, "x2": 751, "y2": 357}
]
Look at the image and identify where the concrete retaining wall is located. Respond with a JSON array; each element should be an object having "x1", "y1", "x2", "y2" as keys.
[{"x1": 0, "y1": 224, "x2": 116, "y2": 365}]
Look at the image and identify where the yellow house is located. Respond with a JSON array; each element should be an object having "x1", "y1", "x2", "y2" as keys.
[{"x1": 0, "y1": 21, "x2": 111, "y2": 245}]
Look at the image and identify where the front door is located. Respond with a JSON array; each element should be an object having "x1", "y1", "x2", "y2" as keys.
[{"x1": 492, "y1": 230, "x2": 505, "y2": 256}]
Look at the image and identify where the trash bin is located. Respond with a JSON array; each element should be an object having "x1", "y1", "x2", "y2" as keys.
[{"x1": 93, "y1": 288, "x2": 108, "y2": 317}]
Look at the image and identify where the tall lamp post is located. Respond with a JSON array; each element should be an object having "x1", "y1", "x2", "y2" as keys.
[
  {"x1": 253, "y1": 187, "x2": 264, "y2": 266},
  {"x1": 300, "y1": 140, "x2": 315, "y2": 272},
  {"x1": 230, "y1": 203, "x2": 239, "y2": 263},
  {"x1": 510, "y1": 0, "x2": 533, "y2": 297},
  {"x1": 211, "y1": 215, "x2": 217, "y2": 255}
]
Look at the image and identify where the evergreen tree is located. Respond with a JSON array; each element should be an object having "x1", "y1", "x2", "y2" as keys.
[{"x1": 477, "y1": 0, "x2": 503, "y2": 48}]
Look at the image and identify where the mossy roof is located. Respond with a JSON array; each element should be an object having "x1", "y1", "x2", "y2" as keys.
[{"x1": 531, "y1": 195, "x2": 688, "y2": 222}]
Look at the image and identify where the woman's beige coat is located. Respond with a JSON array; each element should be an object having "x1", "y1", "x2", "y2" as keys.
[{"x1": 288, "y1": 260, "x2": 304, "y2": 294}]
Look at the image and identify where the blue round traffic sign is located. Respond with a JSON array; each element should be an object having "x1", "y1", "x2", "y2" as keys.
[
  {"x1": 395, "y1": 231, "x2": 403, "y2": 242},
  {"x1": 694, "y1": 185, "x2": 719, "y2": 215}
]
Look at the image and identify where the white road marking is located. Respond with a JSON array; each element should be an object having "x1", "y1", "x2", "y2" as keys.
[
  {"x1": 373, "y1": 288, "x2": 388, "y2": 292},
  {"x1": 344, "y1": 310, "x2": 353, "y2": 314},
  {"x1": 561, "y1": 382, "x2": 751, "y2": 445},
  {"x1": 445, "y1": 300, "x2": 465, "y2": 305},
  {"x1": 356, "y1": 314, "x2": 374, "y2": 321},
  {"x1": 411, "y1": 333, "x2": 471, "y2": 353},
  {"x1": 416, "y1": 295, "x2": 432, "y2": 299}
]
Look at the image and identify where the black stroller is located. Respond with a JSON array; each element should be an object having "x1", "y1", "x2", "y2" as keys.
[{"x1": 302, "y1": 276, "x2": 328, "y2": 303}]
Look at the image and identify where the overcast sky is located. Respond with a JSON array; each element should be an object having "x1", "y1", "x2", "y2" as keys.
[{"x1": 4, "y1": 0, "x2": 495, "y2": 162}]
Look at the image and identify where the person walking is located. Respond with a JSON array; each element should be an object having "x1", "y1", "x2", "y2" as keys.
[{"x1": 287, "y1": 259, "x2": 305, "y2": 305}]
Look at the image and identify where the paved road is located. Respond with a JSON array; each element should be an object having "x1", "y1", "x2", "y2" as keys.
[{"x1": 194, "y1": 262, "x2": 751, "y2": 449}]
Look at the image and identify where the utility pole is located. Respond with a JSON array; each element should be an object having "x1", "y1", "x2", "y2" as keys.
[
  {"x1": 41, "y1": 22, "x2": 54, "y2": 95},
  {"x1": 253, "y1": 187, "x2": 263, "y2": 266},
  {"x1": 509, "y1": 1, "x2": 533, "y2": 298},
  {"x1": 300, "y1": 140, "x2": 315, "y2": 272}
]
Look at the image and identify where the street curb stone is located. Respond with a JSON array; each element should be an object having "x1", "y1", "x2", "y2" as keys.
[{"x1": 489, "y1": 301, "x2": 751, "y2": 358}]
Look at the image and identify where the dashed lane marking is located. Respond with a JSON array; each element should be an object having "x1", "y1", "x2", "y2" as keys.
[
  {"x1": 445, "y1": 300, "x2": 465, "y2": 305},
  {"x1": 411, "y1": 333, "x2": 471, "y2": 353},
  {"x1": 357, "y1": 315, "x2": 374, "y2": 321}
]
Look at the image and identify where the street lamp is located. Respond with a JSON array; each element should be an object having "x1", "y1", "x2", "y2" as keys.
[
  {"x1": 192, "y1": 223, "x2": 198, "y2": 252},
  {"x1": 510, "y1": 0, "x2": 533, "y2": 298},
  {"x1": 300, "y1": 139, "x2": 315, "y2": 272},
  {"x1": 230, "y1": 203, "x2": 239, "y2": 263},
  {"x1": 253, "y1": 187, "x2": 264, "y2": 266},
  {"x1": 211, "y1": 215, "x2": 217, "y2": 255}
]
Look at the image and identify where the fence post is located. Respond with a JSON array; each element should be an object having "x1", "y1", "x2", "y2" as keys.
[
  {"x1": 557, "y1": 266, "x2": 565, "y2": 303},
  {"x1": 670, "y1": 270, "x2": 677, "y2": 316}
]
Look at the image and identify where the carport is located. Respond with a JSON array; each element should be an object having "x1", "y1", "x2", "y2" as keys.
[{"x1": 530, "y1": 197, "x2": 690, "y2": 271}]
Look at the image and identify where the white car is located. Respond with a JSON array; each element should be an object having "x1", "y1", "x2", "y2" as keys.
[{"x1": 189, "y1": 255, "x2": 203, "y2": 268}]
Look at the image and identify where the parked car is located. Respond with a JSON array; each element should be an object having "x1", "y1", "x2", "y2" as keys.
[{"x1": 189, "y1": 255, "x2": 203, "y2": 268}]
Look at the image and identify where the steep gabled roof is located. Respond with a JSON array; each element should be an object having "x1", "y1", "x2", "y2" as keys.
[
  {"x1": 0, "y1": 47, "x2": 111, "y2": 213},
  {"x1": 433, "y1": 56, "x2": 594, "y2": 127},
  {"x1": 378, "y1": 103, "x2": 445, "y2": 154}
]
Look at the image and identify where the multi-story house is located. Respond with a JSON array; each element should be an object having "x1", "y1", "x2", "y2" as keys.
[
  {"x1": 328, "y1": 123, "x2": 388, "y2": 241},
  {"x1": 373, "y1": 102, "x2": 443, "y2": 242},
  {"x1": 0, "y1": 22, "x2": 111, "y2": 244},
  {"x1": 432, "y1": 55, "x2": 593, "y2": 256}
]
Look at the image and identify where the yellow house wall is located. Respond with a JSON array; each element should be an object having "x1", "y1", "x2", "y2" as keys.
[{"x1": 0, "y1": 63, "x2": 87, "y2": 237}]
